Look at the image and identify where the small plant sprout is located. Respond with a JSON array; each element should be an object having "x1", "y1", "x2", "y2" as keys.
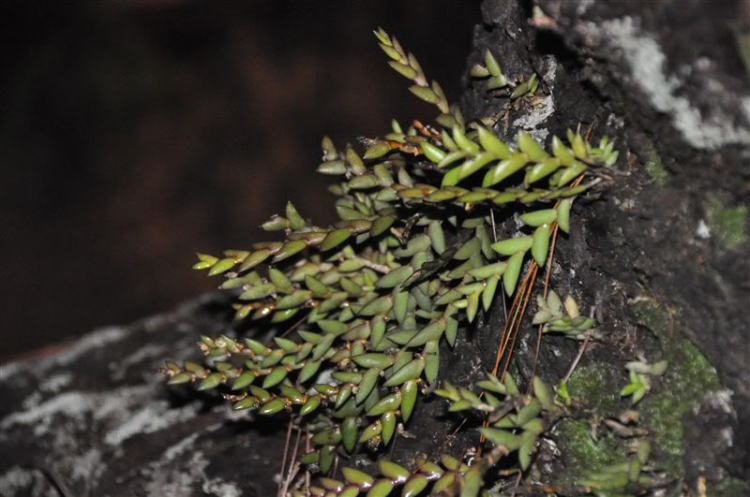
[
  {"x1": 532, "y1": 290, "x2": 597, "y2": 338},
  {"x1": 470, "y1": 49, "x2": 539, "y2": 100},
  {"x1": 579, "y1": 440, "x2": 657, "y2": 496},
  {"x1": 620, "y1": 359, "x2": 668, "y2": 404}
]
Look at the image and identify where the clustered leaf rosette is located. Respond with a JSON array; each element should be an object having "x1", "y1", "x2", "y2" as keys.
[
  {"x1": 620, "y1": 359, "x2": 668, "y2": 405},
  {"x1": 532, "y1": 290, "x2": 597, "y2": 339},
  {"x1": 163, "y1": 28, "x2": 620, "y2": 485},
  {"x1": 579, "y1": 440, "x2": 658, "y2": 497},
  {"x1": 436, "y1": 374, "x2": 561, "y2": 475}
]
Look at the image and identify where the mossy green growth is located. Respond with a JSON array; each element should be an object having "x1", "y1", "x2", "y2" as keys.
[
  {"x1": 553, "y1": 418, "x2": 629, "y2": 487},
  {"x1": 704, "y1": 193, "x2": 748, "y2": 249},
  {"x1": 643, "y1": 143, "x2": 669, "y2": 186},
  {"x1": 566, "y1": 363, "x2": 622, "y2": 417},
  {"x1": 631, "y1": 300, "x2": 720, "y2": 476},
  {"x1": 707, "y1": 476, "x2": 748, "y2": 497}
]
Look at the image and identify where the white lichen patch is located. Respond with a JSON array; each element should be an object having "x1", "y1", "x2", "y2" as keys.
[
  {"x1": 0, "y1": 466, "x2": 56, "y2": 497},
  {"x1": 39, "y1": 372, "x2": 73, "y2": 393},
  {"x1": 513, "y1": 94, "x2": 555, "y2": 142},
  {"x1": 0, "y1": 327, "x2": 129, "y2": 388},
  {"x1": 72, "y1": 448, "x2": 104, "y2": 482},
  {"x1": 1, "y1": 384, "x2": 199, "y2": 447},
  {"x1": 0, "y1": 362, "x2": 22, "y2": 383},
  {"x1": 52, "y1": 327, "x2": 129, "y2": 369},
  {"x1": 144, "y1": 429, "x2": 241, "y2": 497},
  {"x1": 586, "y1": 17, "x2": 750, "y2": 150},
  {"x1": 105, "y1": 401, "x2": 199, "y2": 446},
  {"x1": 696, "y1": 219, "x2": 711, "y2": 239},
  {"x1": 512, "y1": 57, "x2": 557, "y2": 143},
  {"x1": 1, "y1": 381, "x2": 203, "y2": 493},
  {"x1": 111, "y1": 342, "x2": 168, "y2": 380},
  {"x1": 703, "y1": 389, "x2": 736, "y2": 416}
]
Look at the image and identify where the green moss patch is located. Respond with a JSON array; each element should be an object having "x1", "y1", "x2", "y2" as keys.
[
  {"x1": 566, "y1": 363, "x2": 622, "y2": 417},
  {"x1": 554, "y1": 419, "x2": 629, "y2": 486},
  {"x1": 630, "y1": 300, "x2": 720, "y2": 476},
  {"x1": 707, "y1": 477, "x2": 748, "y2": 497},
  {"x1": 704, "y1": 194, "x2": 748, "y2": 249},
  {"x1": 643, "y1": 145, "x2": 669, "y2": 186}
]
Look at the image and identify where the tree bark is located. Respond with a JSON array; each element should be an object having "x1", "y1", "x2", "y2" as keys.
[{"x1": 1, "y1": 1, "x2": 748, "y2": 495}]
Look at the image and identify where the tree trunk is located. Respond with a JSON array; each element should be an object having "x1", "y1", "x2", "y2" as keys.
[{"x1": 1, "y1": 1, "x2": 747, "y2": 495}]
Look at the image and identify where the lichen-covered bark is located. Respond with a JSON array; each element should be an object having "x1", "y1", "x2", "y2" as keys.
[
  {"x1": 462, "y1": 0, "x2": 749, "y2": 488},
  {"x1": 1, "y1": 0, "x2": 748, "y2": 495},
  {"x1": 0, "y1": 294, "x2": 287, "y2": 496}
]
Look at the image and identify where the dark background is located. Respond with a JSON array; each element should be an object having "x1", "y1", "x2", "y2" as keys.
[{"x1": 0, "y1": 1, "x2": 482, "y2": 361}]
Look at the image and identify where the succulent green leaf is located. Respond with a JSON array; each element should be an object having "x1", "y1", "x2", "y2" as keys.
[
  {"x1": 168, "y1": 373, "x2": 192, "y2": 385},
  {"x1": 482, "y1": 275, "x2": 500, "y2": 312},
  {"x1": 378, "y1": 460, "x2": 409, "y2": 484},
  {"x1": 479, "y1": 428, "x2": 522, "y2": 450},
  {"x1": 239, "y1": 249, "x2": 271, "y2": 271},
  {"x1": 353, "y1": 353, "x2": 395, "y2": 369},
  {"x1": 208, "y1": 257, "x2": 236, "y2": 276},
  {"x1": 503, "y1": 251, "x2": 526, "y2": 296},
  {"x1": 515, "y1": 399, "x2": 542, "y2": 426},
  {"x1": 423, "y1": 340, "x2": 440, "y2": 386},
  {"x1": 432, "y1": 473, "x2": 456, "y2": 494},
  {"x1": 299, "y1": 360, "x2": 322, "y2": 383},
  {"x1": 520, "y1": 209, "x2": 557, "y2": 227},
  {"x1": 367, "y1": 392, "x2": 402, "y2": 416},
  {"x1": 198, "y1": 373, "x2": 223, "y2": 391},
  {"x1": 311, "y1": 334, "x2": 336, "y2": 361},
  {"x1": 371, "y1": 215, "x2": 396, "y2": 237},
  {"x1": 517, "y1": 131, "x2": 548, "y2": 162},
  {"x1": 482, "y1": 153, "x2": 529, "y2": 187},
  {"x1": 356, "y1": 368, "x2": 381, "y2": 405},
  {"x1": 258, "y1": 398, "x2": 286, "y2": 416},
  {"x1": 300, "y1": 395, "x2": 321, "y2": 416},
  {"x1": 557, "y1": 198, "x2": 573, "y2": 233},
  {"x1": 360, "y1": 296, "x2": 393, "y2": 316},
  {"x1": 232, "y1": 396, "x2": 256, "y2": 411},
  {"x1": 381, "y1": 411, "x2": 397, "y2": 445},
  {"x1": 444, "y1": 316, "x2": 459, "y2": 347},
  {"x1": 342, "y1": 416, "x2": 358, "y2": 453},
  {"x1": 484, "y1": 50, "x2": 502, "y2": 77},
  {"x1": 312, "y1": 428, "x2": 342, "y2": 446},
  {"x1": 321, "y1": 228, "x2": 352, "y2": 251},
  {"x1": 533, "y1": 376, "x2": 554, "y2": 409},
  {"x1": 421, "y1": 141, "x2": 446, "y2": 163},
  {"x1": 477, "y1": 126, "x2": 511, "y2": 159},
  {"x1": 318, "y1": 160, "x2": 347, "y2": 175},
  {"x1": 461, "y1": 467, "x2": 483, "y2": 497},
  {"x1": 400, "y1": 380, "x2": 418, "y2": 423},
  {"x1": 342, "y1": 467, "x2": 375, "y2": 489},
  {"x1": 358, "y1": 419, "x2": 383, "y2": 444},
  {"x1": 453, "y1": 238, "x2": 481, "y2": 261},
  {"x1": 384, "y1": 357, "x2": 424, "y2": 387},
  {"x1": 408, "y1": 85, "x2": 437, "y2": 104},
  {"x1": 491, "y1": 236, "x2": 532, "y2": 256},
  {"x1": 285, "y1": 201, "x2": 305, "y2": 230},
  {"x1": 427, "y1": 221, "x2": 446, "y2": 255},
  {"x1": 376, "y1": 265, "x2": 413, "y2": 289},
  {"x1": 272, "y1": 240, "x2": 307, "y2": 263},
  {"x1": 231, "y1": 371, "x2": 256, "y2": 390},
  {"x1": 402, "y1": 475, "x2": 429, "y2": 497},
  {"x1": 531, "y1": 224, "x2": 551, "y2": 267}
]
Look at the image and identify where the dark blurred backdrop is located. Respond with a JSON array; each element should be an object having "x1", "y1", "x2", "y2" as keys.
[{"x1": 0, "y1": 1, "x2": 481, "y2": 361}]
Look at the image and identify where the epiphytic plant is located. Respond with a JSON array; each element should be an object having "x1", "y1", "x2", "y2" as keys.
[
  {"x1": 163, "y1": 27, "x2": 624, "y2": 495},
  {"x1": 620, "y1": 359, "x2": 668, "y2": 405}
]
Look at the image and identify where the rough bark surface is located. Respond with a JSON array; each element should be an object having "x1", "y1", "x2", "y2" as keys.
[{"x1": 1, "y1": 0, "x2": 748, "y2": 495}]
